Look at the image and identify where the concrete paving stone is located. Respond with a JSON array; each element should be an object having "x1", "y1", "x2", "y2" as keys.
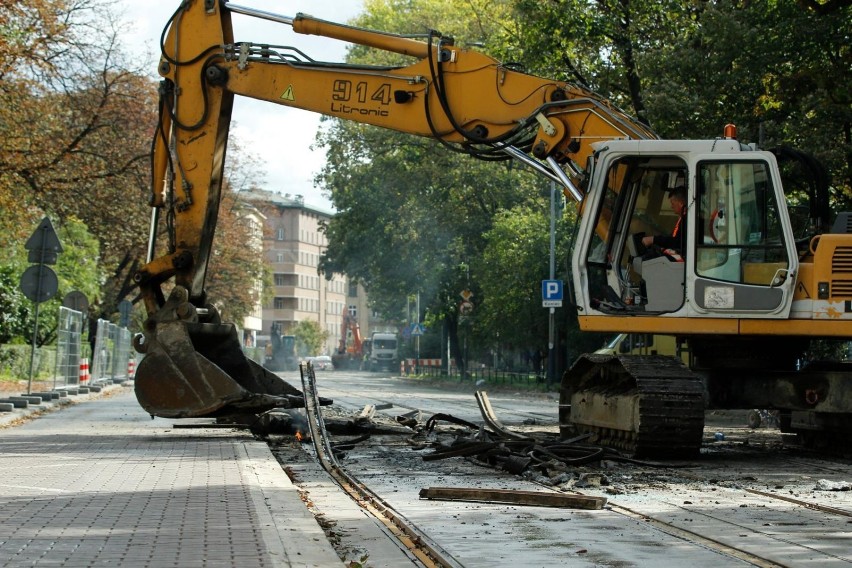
[{"x1": 0, "y1": 385, "x2": 343, "y2": 567}]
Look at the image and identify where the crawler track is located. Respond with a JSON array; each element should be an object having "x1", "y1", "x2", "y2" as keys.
[{"x1": 561, "y1": 354, "x2": 705, "y2": 457}]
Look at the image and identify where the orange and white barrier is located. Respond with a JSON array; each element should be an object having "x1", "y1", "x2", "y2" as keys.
[
  {"x1": 406, "y1": 358, "x2": 443, "y2": 367},
  {"x1": 79, "y1": 358, "x2": 90, "y2": 384}
]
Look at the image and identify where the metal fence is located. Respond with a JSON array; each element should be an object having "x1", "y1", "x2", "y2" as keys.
[
  {"x1": 403, "y1": 359, "x2": 548, "y2": 386},
  {"x1": 52, "y1": 306, "x2": 89, "y2": 388},
  {"x1": 92, "y1": 319, "x2": 135, "y2": 384}
]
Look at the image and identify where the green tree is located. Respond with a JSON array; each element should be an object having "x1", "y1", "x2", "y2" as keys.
[
  {"x1": 205, "y1": 188, "x2": 269, "y2": 325},
  {"x1": 512, "y1": 1, "x2": 849, "y2": 200},
  {"x1": 0, "y1": 259, "x2": 31, "y2": 344},
  {"x1": 474, "y1": 201, "x2": 605, "y2": 369},
  {"x1": 291, "y1": 320, "x2": 330, "y2": 357},
  {"x1": 318, "y1": 0, "x2": 544, "y2": 372},
  {"x1": 642, "y1": 2, "x2": 850, "y2": 203},
  {"x1": 475, "y1": 204, "x2": 557, "y2": 350}
]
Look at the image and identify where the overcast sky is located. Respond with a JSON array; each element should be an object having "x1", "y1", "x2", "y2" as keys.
[{"x1": 119, "y1": 1, "x2": 365, "y2": 211}]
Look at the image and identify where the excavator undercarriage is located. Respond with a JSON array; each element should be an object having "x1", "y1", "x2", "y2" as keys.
[{"x1": 560, "y1": 354, "x2": 705, "y2": 458}]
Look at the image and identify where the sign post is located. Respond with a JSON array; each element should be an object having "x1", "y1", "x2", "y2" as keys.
[
  {"x1": 21, "y1": 218, "x2": 63, "y2": 394},
  {"x1": 544, "y1": 181, "x2": 563, "y2": 382}
]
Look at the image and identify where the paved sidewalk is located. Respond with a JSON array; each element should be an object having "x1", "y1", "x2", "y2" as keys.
[{"x1": 0, "y1": 385, "x2": 342, "y2": 567}]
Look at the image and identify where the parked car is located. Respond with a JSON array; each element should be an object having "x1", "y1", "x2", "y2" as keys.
[{"x1": 307, "y1": 355, "x2": 334, "y2": 371}]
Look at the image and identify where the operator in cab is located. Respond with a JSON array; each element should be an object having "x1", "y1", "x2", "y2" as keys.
[{"x1": 642, "y1": 186, "x2": 687, "y2": 258}]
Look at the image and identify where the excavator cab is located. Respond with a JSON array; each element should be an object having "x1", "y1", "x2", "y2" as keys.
[{"x1": 573, "y1": 138, "x2": 799, "y2": 324}]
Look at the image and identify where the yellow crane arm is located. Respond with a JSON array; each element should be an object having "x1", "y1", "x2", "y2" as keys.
[{"x1": 139, "y1": 0, "x2": 654, "y2": 313}]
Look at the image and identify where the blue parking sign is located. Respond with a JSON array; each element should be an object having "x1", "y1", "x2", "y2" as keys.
[{"x1": 542, "y1": 279, "x2": 563, "y2": 307}]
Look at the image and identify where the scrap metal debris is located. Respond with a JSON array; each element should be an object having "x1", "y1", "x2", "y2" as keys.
[{"x1": 415, "y1": 392, "x2": 693, "y2": 484}]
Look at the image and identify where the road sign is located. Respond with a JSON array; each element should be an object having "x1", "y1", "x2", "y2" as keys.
[
  {"x1": 118, "y1": 300, "x2": 133, "y2": 327},
  {"x1": 62, "y1": 291, "x2": 89, "y2": 314},
  {"x1": 411, "y1": 323, "x2": 425, "y2": 336},
  {"x1": 20, "y1": 265, "x2": 59, "y2": 303},
  {"x1": 459, "y1": 300, "x2": 474, "y2": 315},
  {"x1": 542, "y1": 279, "x2": 563, "y2": 308},
  {"x1": 25, "y1": 217, "x2": 63, "y2": 265}
]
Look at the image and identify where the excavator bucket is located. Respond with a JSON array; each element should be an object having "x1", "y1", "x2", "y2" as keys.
[{"x1": 134, "y1": 287, "x2": 312, "y2": 419}]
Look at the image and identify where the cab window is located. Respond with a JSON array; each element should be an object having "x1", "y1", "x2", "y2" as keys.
[{"x1": 696, "y1": 161, "x2": 789, "y2": 285}]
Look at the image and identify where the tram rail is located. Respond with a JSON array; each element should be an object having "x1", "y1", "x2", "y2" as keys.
[
  {"x1": 281, "y1": 367, "x2": 852, "y2": 567},
  {"x1": 300, "y1": 362, "x2": 463, "y2": 568}
]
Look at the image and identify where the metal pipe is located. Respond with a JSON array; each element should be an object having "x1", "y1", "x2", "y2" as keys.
[
  {"x1": 546, "y1": 155, "x2": 584, "y2": 202},
  {"x1": 225, "y1": 3, "x2": 432, "y2": 58},
  {"x1": 225, "y1": 3, "x2": 294, "y2": 25},
  {"x1": 500, "y1": 146, "x2": 562, "y2": 185}
]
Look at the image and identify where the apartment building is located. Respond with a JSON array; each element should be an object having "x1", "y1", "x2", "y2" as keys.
[
  {"x1": 241, "y1": 189, "x2": 371, "y2": 355},
  {"x1": 236, "y1": 202, "x2": 265, "y2": 350}
]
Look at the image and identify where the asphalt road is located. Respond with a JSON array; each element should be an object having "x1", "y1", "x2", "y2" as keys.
[
  {"x1": 304, "y1": 368, "x2": 559, "y2": 426},
  {"x1": 273, "y1": 368, "x2": 852, "y2": 567}
]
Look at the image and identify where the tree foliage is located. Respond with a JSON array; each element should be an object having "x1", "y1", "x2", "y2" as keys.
[
  {"x1": 0, "y1": 216, "x2": 101, "y2": 345},
  {"x1": 317, "y1": 0, "x2": 850, "y2": 371},
  {"x1": 0, "y1": 0, "x2": 154, "y2": 325},
  {"x1": 291, "y1": 320, "x2": 330, "y2": 357},
  {"x1": 205, "y1": 189, "x2": 268, "y2": 325},
  {"x1": 513, "y1": 1, "x2": 850, "y2": 199},
  {"x1": 0, "y1": 0, "x2": 269, "y2": 339}
]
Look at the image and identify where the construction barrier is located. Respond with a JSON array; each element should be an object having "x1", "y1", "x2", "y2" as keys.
[
  {"x1": 127, "y1": 359, "x2": 135, "y2": 379},
  {"x1": 92, "y1": 319, "x2": 134, "y2": 383},
  {"x1": 402, "y1": 358, "x2": 452, "y2": 376},
  {"x1": 53, "y1": 306, "x2": 89, "y2": 388},
  {"x1": 405, "y1": 358, "x2": 442, "y2": 367},
  {"x1": 79, "y1": 358, "x2": 90, "y2": 384}
]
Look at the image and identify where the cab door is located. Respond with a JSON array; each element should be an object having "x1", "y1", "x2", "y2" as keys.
[{"x1": 690, "y1": 156, "x2": 798, "y2": 317}]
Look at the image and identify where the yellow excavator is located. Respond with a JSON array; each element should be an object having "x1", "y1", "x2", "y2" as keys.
[{"x1": 135, "y1": 0, "x2": 852, "y2": 455}]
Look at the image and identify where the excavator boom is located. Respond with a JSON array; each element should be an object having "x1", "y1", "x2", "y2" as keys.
[{"x1": 134, "y1": 0, "x2": 653, "y2": 419}]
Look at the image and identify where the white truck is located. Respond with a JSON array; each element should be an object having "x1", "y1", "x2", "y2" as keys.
[{"x1": 367, "y1": 332, "x2": 399, "y2": 372}]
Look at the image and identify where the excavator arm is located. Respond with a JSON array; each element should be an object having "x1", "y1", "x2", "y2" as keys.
[{"x1": 133, "y1": 0, "x2": 653, "y2": 419}]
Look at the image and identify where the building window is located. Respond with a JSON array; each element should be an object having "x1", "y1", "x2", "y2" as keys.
[
  {"x1": 348, "y1": 282, "x2": 358, "y2": 297},
  {"x1": 274, "y1": 297, "x2": 286, "y2": 309},
  {"x1": 275, "y1": 252, "x2": 284, "y2": 263},
  {"x1": 276, "y1": 228, "x2": 285, "y2": 240},
  {"x1": 274, "y1": 274, "x2": 286, "y2": 286},
  {"x1": 348, "y1": 305, "x2": 357, "y2": 317}
]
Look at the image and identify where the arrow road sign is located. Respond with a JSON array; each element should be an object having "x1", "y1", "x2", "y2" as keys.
[{"x1": 25, "y1": 217, "x2": 63, "y2": 265}]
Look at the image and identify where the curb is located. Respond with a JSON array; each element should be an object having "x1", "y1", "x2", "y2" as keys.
[{"x1": 0, "y1": 382, "x2": 127, "y2": 427}]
